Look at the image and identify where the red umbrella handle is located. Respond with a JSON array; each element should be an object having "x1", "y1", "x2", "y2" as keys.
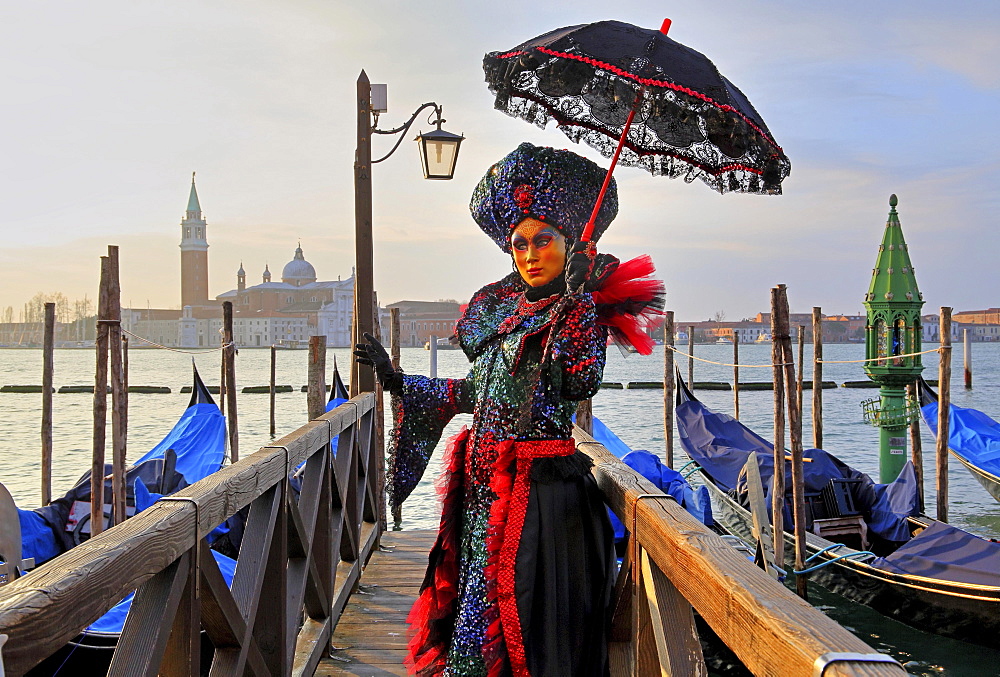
[{"x1": 580, "y1": 88, "x2": 644, "y2": 243}]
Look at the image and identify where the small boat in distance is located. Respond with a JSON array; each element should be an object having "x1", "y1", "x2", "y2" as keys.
[
  {"x1": 755, "y1": 333, "x2": 771, "y2": 343},
  {"x1": 917, "y1": 377, "x2": 1000, "y2": 504},
  {"x1": 716, "y1": 337, "x2": 733, "y2": 344},
  {"x1": 424, "y1": 336, "x2": 460, "y2": 350}
]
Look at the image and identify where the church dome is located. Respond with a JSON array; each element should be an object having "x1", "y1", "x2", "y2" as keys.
[{"x1": 281, "y1": 244, "x2": 316, "y2": 286}]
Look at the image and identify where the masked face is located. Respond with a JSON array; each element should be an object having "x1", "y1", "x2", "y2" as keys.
[{"x1": 511, "y1": 218, "x2": 567, "y2": 287}]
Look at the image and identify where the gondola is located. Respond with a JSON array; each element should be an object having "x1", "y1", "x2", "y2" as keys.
[
  {"x1": 676, "y1": 375, "x2": 1000, "y2": 647},
  {"x1": 917, "y1": 377, "x2": 1000, "y2": 503},
  {"x1": 13, "y1": 363, "x2": 234, "y2": 676}
]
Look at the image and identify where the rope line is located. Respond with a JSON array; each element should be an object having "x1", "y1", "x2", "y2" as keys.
[
  {"x1": 122, "y1": 328, "x2": 234, "y2": 355},
  {"x1": 667, "y1": 346, "x2": 790, "y2": 368},
  {"x1": 668, "y1": 345, "x2": 940, "y2": 368},
  {"x1": 815, "y1": 347, "x2": 940, "y2": 365}
]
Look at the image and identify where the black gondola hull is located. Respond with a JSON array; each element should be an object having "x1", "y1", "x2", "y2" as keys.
[{"x1": 701, "y1": 471, "x2": 1000, "y2": 647}]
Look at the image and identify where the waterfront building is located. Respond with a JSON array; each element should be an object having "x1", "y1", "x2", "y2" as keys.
[{"x1": 384, "y1": 300, "x2": 463, "y2": 347}]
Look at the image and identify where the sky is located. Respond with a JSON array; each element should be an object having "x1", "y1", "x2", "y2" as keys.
[{"x1": 2, "y1": 0, "x2": 999, "y2": 323}]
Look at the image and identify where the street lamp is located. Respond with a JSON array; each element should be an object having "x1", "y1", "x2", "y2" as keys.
[{"x1": 352, "y1": 71, "x2": 463, "y2": 396}]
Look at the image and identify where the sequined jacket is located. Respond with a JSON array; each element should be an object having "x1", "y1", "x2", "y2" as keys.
[{"x1": 387, "y1": 271, "x2": 609, "y2": 508}]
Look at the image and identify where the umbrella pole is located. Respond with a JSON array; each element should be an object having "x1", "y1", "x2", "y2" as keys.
[{"x1": 580, "y1": 88, "x2": 645, "y2": 243}]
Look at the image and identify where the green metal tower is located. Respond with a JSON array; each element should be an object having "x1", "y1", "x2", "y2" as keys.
[{"x1": 862, "y1": 194, "x2": 925, "y2": 482}]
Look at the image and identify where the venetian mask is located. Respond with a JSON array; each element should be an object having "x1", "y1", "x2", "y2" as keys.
[{"x1": 510, "y1": 218, "x2": 567, "y2": 287}]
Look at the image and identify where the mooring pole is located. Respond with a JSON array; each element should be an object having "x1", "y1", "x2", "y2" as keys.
[
  {"x1": 778, "y1": 290, "x2": 807, "y2": 599},
  {"x1": 429, "y1": 334, "x2": 438, "y2": 379},
  {"x1": 664, "y1": 312, "x2": 675, "y2": 468},
  {"x1": 964, "y1": 329, "x2": 972, "y2": 389},
  {"x1": 41, "y1": 302, "x2": 55, "y2": 505},
  {"x1": 308, "y1": 336, "x2": 327, "y2": 420},
  {"x1": 733, "y1": 332, "x2": 740, "y2": 420},
  {"x1": 907, "y1": 381, "x2": 924, "y2": 512},
  {"x1": 812, "y1": 308, "x2": 823, "y2": 450},
  {"x1": 770, "y1": 286, "x2": 787, "y2": 571},
  {"x1": 91, "y1": 255, "x2": 111, "y2": 537},
  {"x1": 937, "y1": 308, "x2": 952, "y2": 523},
  {"x1": 222, "y1": 301, "x2": 239, "y2": 462},
  {"x1": 389, "y1": 306, "x2": 402, "y2": 527},
  {"x1": 108, "y1": 246, "x2": 127, "y2": 527},
  {"x1": 797, "y1": 324, "x2": 805, "y2": 422},
  {"x1": 269, "y1": 345, "x2": 277, "y2": 437},
  {"x1": 687, "y1": 325, "x2": 695, "y2": 386}
]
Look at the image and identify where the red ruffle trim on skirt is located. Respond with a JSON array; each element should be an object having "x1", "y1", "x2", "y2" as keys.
[{"x1": 404, "y1": 428, "x2": 468, "y2": 676}]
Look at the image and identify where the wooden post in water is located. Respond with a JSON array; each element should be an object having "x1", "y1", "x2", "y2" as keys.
[
  {"x1": 91, "y1": 255, "x2": 112, "y2": 537},
  {"x1": 663, "y1": 312, "x2": 675, "y2": 468},
  {"x1": 222, "y1": 301, "x2": 239, "y2": 462},
  {"x1": 108, "y1": 246, "x2": 127, "y2": 527},
  {"x1": 964, "y1": 329, "x2": 972, "y2": 389},
  {"x1": 812, "y1": 308, "x2": 823, "y2": 450},
  {"x1": 122, "y1": 334, "x2": 128, "y2": 443},
  {"x1": 907, "y1": 381, "x2": 924, "y2": 512},
  {"x1": 390, "y1": 307, "x2": 402, "y2": 527},
  {"x1": 937, "y1": 308, "x2": 952, "y2": 522},
  {"x1": 429, "y1": 334, "x2": 438, "y2": 378},
  {"x1": 797, "y1": 325, "x2": 805, "y2": 422},
  {"x1": 733, "y1": 332, "x2": 740, "y2": 420},
  {"x1": 778, "y1": 291, "x2": 807, "y2": 599},
  {"x1": 769, "y1": 287, "x2": 786, "y2": 571},
  {"x1": 307, "y1": 336, "x2": 327, "y2": 420},
  {"x1": 390, "y1": 308, "x2": 401, "y2": 371},
  {"x1": 41, "y1": 302, "x2": 55, "y2": 505},
  {"x1": 269, "y1": 345, "x2": 277, "y2": 437},
  {"x1": 687, "y1": 325, "x2": 694, "y2": 386}
]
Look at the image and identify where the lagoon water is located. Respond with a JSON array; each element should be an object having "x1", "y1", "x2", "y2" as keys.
[{"x1": 2, "y1": 343, "x2": 999, "y2": 675}]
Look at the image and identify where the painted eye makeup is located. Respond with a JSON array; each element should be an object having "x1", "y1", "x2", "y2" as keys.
[{"x1": 511, "y1": 235, "x2": 529, "y2": 251}]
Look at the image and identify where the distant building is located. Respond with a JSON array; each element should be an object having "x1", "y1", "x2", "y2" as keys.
[
  {"x1": 117, "y1": 175, "x2": 382, "y2": 348},
  {"x1": 385, "y1": 300, "x2": 463, "y2": 347}
]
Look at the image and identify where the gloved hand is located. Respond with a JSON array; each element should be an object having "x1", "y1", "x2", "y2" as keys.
[
  {"x1": 353, "y1": 332, "x2": 403, "y2": 394},
  {"x1": 565, "y1": 241, "x2": 595, "y2": 292}
]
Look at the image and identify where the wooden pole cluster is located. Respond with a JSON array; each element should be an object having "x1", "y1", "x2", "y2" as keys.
[
  {"x1": 91, "y1": 246, "x2": 128, "y2": 535},
  {"x1": 732, "y1": 333, "x2": 740, "y2": 420},
  {"x1": 812, "y1": 308, "x2": 823, "y2": 450},
  {"x1": 41, "y1": 303, "x2": 55, "y2": 506},
  {"x1": 663, "y1": 312, "x2": 675, "y2": 468},
  {"x1": 937, "y1": 308, "x2": 952, "y2": 522},
  {"x1": 269, "y1": 345, "x2": 277, "y2": 437},
  {"x1": 307, "y1": 336, "x2": 327, "y2": 420},
  {"x1": 222, "y1": 301, "x2": 239, "y2": 462}
]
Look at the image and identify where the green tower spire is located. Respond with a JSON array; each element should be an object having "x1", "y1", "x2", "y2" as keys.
[
  {"x1": 187, "y1": 172, "x2": 202, "y2": 215},
  {"x1": 862, "y1": 194, "x2": 925, "y2": 482}
]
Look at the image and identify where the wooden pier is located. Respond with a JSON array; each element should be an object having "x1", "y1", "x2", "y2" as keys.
[
  {"x1": 316, "y1": 530, "x2": 434, "y2": 676},
  {"x1": 0, "y1": 394, "x2": 907, "y2": 676}
]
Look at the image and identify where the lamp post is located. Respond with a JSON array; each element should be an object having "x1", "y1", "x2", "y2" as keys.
[{"x1": 352, "y1": 70, "x2": 464, "y2": 396}]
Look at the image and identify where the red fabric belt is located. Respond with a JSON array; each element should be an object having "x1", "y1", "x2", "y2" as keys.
[{"x1": 511, "y1": 439, "x2": 575, "y2": 460}]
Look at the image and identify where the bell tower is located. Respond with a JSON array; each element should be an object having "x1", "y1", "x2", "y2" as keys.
[{"x1": 180, "y1": 173, "x2": 210, "y2": 307}]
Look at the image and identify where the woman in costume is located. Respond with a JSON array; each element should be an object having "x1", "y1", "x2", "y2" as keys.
[{"x1": 355, "y1": 143, "x2": 663, "y2": 677}]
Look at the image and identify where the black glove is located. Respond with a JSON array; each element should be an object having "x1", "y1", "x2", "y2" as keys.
[
  {"x1": 565, "y1": 241, "x2": 595, "y2": 292},
  {"x1": 353, "y1": 332, "x2": 403, "y2": 394}
]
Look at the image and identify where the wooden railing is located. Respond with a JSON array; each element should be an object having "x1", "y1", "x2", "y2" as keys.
[
  {"x1": 575, "y1": 428, "x2": 906, "y2": 677},
  {"x1": 0, "y1": 393, "x2": 383, "y2": 677}
]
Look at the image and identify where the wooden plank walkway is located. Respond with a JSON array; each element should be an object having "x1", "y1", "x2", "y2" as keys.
[{"x1": 315, "y1": 529, "x2": 435, "y2": 676}]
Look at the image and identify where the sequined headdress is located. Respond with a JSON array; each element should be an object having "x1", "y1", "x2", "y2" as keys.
[{"x1": 470, "y1": 142, "x2": 618, "y2": 251}]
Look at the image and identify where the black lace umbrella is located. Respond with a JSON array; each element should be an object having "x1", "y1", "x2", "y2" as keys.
[{"x1": 485, "y1": 19, "x2": 791, "y2": 241}]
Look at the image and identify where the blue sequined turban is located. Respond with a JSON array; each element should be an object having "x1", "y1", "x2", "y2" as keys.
[{"x1": 470, "y1": 142, "x2": 618, "y2": 251}]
